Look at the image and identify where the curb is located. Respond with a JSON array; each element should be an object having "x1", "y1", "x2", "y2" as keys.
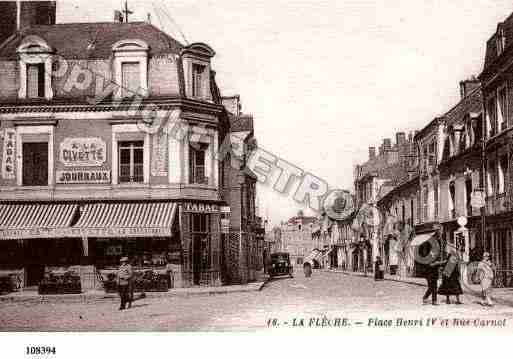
[
  {"x1": 0, "y1": 281, "x2": 267, "y2": 305},
  {"x1": 335, "y1": 269, "x2": 513, "y2": 307}
]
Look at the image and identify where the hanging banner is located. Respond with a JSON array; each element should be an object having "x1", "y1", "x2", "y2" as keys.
[{"x1": 2, "y1": 128, "x2": 16, "y2": 180}]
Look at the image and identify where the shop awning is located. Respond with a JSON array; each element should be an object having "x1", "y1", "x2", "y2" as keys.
[
  {"x1": 0, "y1": 203, "x2": 78, "y2": 240},
  {"x1": 409, "y1": 232, "x2": 435, "y2": 247},
  {"x1": 74, "y1": 202, "x2": 177, "y2": 238}
]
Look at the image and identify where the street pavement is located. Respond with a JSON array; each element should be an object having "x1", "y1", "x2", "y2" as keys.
[{"x1": 1, "y1": 271, "x2": 512, "y2": 331}]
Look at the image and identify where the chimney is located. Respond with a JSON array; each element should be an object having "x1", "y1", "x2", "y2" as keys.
[
  {"x1": 114, "y1": 10, "x2": 124, "y2": 23},
  {"x1": 383, "y1": 138, "x2": 392, "y2": 152},
  {"x1": 0, "y1": 1, "x2": 17, "y2": 45},
  {"x1": 459, "y1": 76, "x2": 480, "y2": 99},
  {"x1": 368, "y1": 147, "x2": 376, "y2": 160},
  {"x1": 19, "y1": 1, "x2": 56, "y2": 29},
  {"x1": 221, "y1": 95, "x2": 241, "y2": 116},
  {"x1": 396, "y1": 132, "x2": 406, "y2": 146}
]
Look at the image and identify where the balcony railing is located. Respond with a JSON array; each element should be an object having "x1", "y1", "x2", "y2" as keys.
[{"x1": 119, "y1": 163, "x2": 144, "y2": 183}]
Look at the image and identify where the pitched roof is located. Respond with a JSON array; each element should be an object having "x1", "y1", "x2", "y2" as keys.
[
  {"x1": 482, "y1": 12, "x2": 513, "y2": 73},
  {"x1": 0, "y1": 21, "x2": 184, "y2": 59}
]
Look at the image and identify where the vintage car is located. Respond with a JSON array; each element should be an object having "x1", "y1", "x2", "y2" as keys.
[{"x1": 269, "y1": 252, "x2": 293, "y2": 278}]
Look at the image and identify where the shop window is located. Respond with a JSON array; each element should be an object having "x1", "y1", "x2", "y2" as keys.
[
  {"x1": 22, "y1": 142, "x2": 48, "y2": 186},
  {"x1": 27, "y1": 63, "x2": 45, "y2": 99},
  {"x1": 189, "y1": 143, "x2": 208, "y2": 184},
  {"x1": 192, "y1": 63, "x2": 205, "y2": 98},
  {"x1": 118, "y1": 141, "x2": 144, "y2": 183}
]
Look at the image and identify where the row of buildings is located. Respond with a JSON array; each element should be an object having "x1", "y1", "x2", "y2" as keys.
[
  {"x1": 0, "y1": 1, "x2": 266, "y2": 290},
  {"x1": 343, "y1": 10, "x2": 513, "y2": 287}
]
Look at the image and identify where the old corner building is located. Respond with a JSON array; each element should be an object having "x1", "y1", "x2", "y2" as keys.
[{"x1": 0, "y1": 2, "x2": 263, "y2": 291}]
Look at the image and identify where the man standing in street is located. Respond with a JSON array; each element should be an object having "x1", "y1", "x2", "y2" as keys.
[
  {"x1": 117, "y1": 257, "x2": 133, "y2": 310},
  {"x1": 417, "y1": 235, "x2": 443, "y2": 306}
]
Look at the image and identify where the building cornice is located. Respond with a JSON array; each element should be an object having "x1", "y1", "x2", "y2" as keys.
[{"x1": 0, "y1": 97, "x2": 224, "y2": 116}]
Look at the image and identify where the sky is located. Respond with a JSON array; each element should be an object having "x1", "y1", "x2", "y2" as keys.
[{"x1": 56, "y1": 0, "x2": 513, "y2": 226}]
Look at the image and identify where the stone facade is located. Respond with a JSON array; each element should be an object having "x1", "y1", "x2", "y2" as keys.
[{"x1": 0, "y1": 4, "x2": 260, "y2": 289}]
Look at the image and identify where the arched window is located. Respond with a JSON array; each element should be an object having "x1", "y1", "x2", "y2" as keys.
[{"x1": 17, "y1": 35, "x2": 54, "y2": 100}]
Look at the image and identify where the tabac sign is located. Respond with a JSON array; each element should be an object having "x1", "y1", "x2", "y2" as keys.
[
  {"x1": 2, "y1": 128, "x2": 16, "y2": 180},
  {"x1": 59, "y1": 137, "x2": 106, "y2": 167},
  {"x1": 182, "y1": 202, "x2": 220, "y2": 213}
]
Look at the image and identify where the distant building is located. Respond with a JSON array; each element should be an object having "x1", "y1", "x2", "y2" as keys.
[{"x1": 279, "y1": 211, "x2": 318, "y2": 267}]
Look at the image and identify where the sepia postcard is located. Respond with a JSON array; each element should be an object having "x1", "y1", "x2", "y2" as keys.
[{"x1": 0, "y1": 0, "x2": 512, "y2": 357}]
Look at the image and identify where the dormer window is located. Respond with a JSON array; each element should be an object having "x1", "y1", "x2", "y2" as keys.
[
  {"x1": 192, "y1": 63, "x2": 205, "y2": 98},
  {"x1": 27, "y1": 63, "x2": 46, "y2": 98},
  {"x1": 497, "y1": 26, "x2": 506, "y2": 56},
  {"x1": 112, "y1": 39, "x2": 149, "y2": 100},
  {"x1": 121, "y1": 62, "x2": 141, "y2": 98},
  {"x1": 17, "y1": 35, "x2": 54, "y2": 100},
  {"x1": 181, "y1": 43, "x2": 215, "y2": 101}
]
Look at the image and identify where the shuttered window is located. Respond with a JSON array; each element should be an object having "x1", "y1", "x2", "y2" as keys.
[
  {"x1": 189, "y1": 143, "x2": 208, "y2": 184},
  {"x1": 27, "y1": 63, "x2": 45, "y2": 98},
  {"x1": 121, "y1": 62, "x2": 140, "y2": 98},
  {"x1": 22, "y1": 142, "x2": 48, "y2": 186},
  {"x1": 192, "y1": 63, "x2": 205, "y2": 98}
]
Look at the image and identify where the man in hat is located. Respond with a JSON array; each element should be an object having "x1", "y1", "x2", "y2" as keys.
[{"x1": 117, "y1": 257, "x2": 133, "y2": 310}]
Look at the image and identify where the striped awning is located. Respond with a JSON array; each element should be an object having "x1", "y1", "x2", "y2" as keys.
[
  {"x1": 74, "y1": 202, "x2": 177, "y2": 238},
  {"x1": 0, "y1": 203, "x2": 78, "y2": 240},
  {"x1": 0, "y1": 203, "x2": 77, "y2": 229}
]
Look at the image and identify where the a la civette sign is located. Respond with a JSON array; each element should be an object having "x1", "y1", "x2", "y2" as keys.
[{"x1": 59, "y1": 137, "x2": 106, "y2": 167}]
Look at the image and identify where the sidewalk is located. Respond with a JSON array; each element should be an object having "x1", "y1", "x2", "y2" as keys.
[
  {"x1": 329, "y1": 268, "x2": 513, "y2": 307},
  {"x1": 0, "y1": 279, "x2": 268, "y2": 304}
]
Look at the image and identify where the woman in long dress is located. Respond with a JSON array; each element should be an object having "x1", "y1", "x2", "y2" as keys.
[
  {"x1": 437, "y1": 253, "x2": 463, "y2": 304},
  {"x1": 478, "y1": 252, "x2": 495, "y2": 307}
]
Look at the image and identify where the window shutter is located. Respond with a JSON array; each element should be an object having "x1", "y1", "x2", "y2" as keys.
[
  {"x1": 121, "y1": 62, "x2": 140, "y2": 97},
  {"x1": 27, "y1": 64, "x2": 39, "y2": 98}
]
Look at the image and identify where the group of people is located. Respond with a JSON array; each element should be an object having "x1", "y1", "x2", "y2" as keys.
[{"x1": 420, "y1": 247, "x2": 495, "y2": 307}]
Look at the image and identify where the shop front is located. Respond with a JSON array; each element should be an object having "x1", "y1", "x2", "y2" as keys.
[{"x1": 0, "y1": 200, "x2": 224, "y2": 293}]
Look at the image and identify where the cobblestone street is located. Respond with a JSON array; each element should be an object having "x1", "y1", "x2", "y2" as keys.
[{"x1": 1, "y1": 271, "x2": 512, "y2": 331}]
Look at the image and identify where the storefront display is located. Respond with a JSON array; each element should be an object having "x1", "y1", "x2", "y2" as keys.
[
  {"x1": 0, "y1": 272, "x2": 22, "y2": 294},
  {"x1": 99, "y1": 267, "x2": 171, "y2": 293},
  {"x1": 38, "y1": 267, "x2": 81, "y2": 294}
]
